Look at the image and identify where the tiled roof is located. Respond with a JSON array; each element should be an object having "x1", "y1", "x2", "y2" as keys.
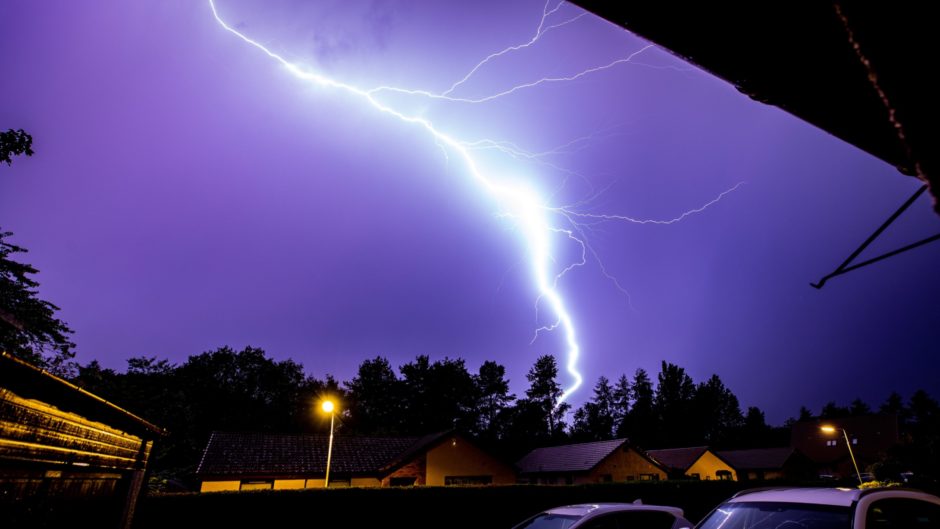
[
  {"x1": 646, "y1": 446, "x2": 709, "y2": 471},
  {"x1": 716, "y1": 447, "x2": 796, "y2": 470},
  {"x1": 516, "y1": 439, "x2": 628, "y2": 474},
  {"x1": 196, "y1": 431, "x2": 447, "y2": 477}
]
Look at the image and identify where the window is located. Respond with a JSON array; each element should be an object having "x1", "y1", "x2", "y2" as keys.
[
  {"x1": 826, "y1": 439, "x2": 838, "y2": 446},
  {"x1": 717, "y1": 470, "x2": 734, "y2": 481},
  {"x1": 444, "y1": 475, "x2": 492, "y2": 485},
  {"x1": 867, "y1": 498, "x2": 940, "y2": 529},
  {"x1": 639, "y1": 473, "x2": 659, "y2": 481},
  {"x1": 328, "y1": 478, "x2": 351, "y2": 488},
  {"x1": 689, "y1": 473, "x2": 701, "y2": 480},
  {"x1": 625, "y1": 475, "x2": 635, "y2": 481},
  {"x1": 389, "y1": 477, "x2": 416, "y2": 487},
  {"x1": 697, "y1": 502, "x2": 850, "y2": 529},
  {"x1": 239, "y1": 480, "x2": 273, "y2": 491},
  {"x1": 600, "y1": 474, "x2": 613, "y2": 483},
  {"x1": 851, "y1": 438, "x2": 858, "y2": 445}
]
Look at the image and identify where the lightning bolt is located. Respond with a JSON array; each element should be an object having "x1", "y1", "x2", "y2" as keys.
[{"x1": 208, "y1": 0, "x2": 742, "y2": 405}]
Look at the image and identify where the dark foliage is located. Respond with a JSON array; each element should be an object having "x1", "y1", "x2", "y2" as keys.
[
  {"x1": 0, "y1": 229, "x2": 75, "y2": 374},
  {"x1": 0, "y1": 128, "x2": 34, "y2": 166}
]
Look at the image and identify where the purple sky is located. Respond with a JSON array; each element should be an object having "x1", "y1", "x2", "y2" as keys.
[{"x1": 2, "y1": 0, "x2": 938, "y2": 424}]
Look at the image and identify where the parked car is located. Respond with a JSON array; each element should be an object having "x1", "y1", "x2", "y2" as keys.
[
  {"x1": 512, "y1": 502, "x2": 692, "y2": 529},
  {"x1": 696, "y1": 487, "x2": 940, "y2": 529}
]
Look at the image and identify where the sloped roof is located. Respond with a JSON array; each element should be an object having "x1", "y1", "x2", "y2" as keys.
[
  {"x1": 516, "y1": 438, "x2": 630, "y2": 474},
  {"x1": 716, "y1": 447, "x2": 797, "y2": 471},
  {"x1": 196, "y1": 431, "x2": 451, "y2": 477},
  {"x1": 646, "y1": 446, "x2": 709, "y2": 472}
]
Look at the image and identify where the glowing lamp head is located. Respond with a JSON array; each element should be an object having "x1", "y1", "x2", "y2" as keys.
[
  {"x1": 820, "y1": 425, "x2": 837, "y2": 434},
  {"x1": 321, "y1": 400, "x2": 335, "y2": 413}
]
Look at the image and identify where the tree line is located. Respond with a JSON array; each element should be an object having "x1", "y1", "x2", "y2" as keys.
[{"x1": 61, "y1": 346, "x2": 939, "y2": 488}]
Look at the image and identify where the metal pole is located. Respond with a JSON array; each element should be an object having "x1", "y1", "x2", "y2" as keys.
[
  {"x1": 842, "y1": 428, "x2": 863, "y2": 483},
  {"x1": 324, "y1": 411, "x2": 334, "y2": 488}
]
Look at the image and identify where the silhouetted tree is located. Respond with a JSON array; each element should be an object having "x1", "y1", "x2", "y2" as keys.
[
  {"x1": 0, "y1": 229, "x2": 75, "y2": 374},
  {"x1": 622, "y1": 368, "x2": 657, "y2": 447},
  {"x1": 654, "y1": 361, "x2": 695, "y2": 447},
  {"x1": 523, "y1": 355, "x2": 570, "y2": 438},
  {"x1": 570, "y1": 376, "x2": 616, "y2": 441},
  {"x1": 820, "y1": 401, "x2": 850, "y2": 419},
  {"x1": 612, "y1": 374, "x2": 631, "y2": 436},
  {"x1": 0, "y1": 129, "x2": 33, "y2": 165},
  {"x1": 344, "y1": 356, "x2": 403, "y2": 435},
  {"x1": 692, "y1": 374, "x2": 743, "y2": 445},
  {"x1": 473, "y1": 360, "x2": 515, "y2": 440},
  {"x1": 399, "y1": 355, "x2": 476, "y2": 433},
  {"x1": 849, "y1": 398, "x2": 872, "y2": 416}
]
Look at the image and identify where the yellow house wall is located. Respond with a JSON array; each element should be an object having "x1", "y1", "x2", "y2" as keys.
[
  {"x1": 351, "y1": 477, "x2": 381, "y2": 488},
  {"x1": 273, "y1": 479, "x2": 305, "y2": 490},
  {"x1": 687, "y1": 451, "x2": 737, "y2": 480},
  {"x1": 425, "y1": 437, "x2": 516, "y2": 486},
  {"x1": 200, "y1": 480, "x2": 240, "y2": 492},
  {"x1": 587, "y1": 447, "x2": 666, "y2": 483}
]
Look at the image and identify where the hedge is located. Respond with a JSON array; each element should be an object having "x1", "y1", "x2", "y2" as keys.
[{"x1": 134, "y1": 480, "x2": 815, "y2": 529}]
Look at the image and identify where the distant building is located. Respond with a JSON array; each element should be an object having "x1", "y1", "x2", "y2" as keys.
[
  {"x1": 516, "y1": 438, "x2": 667, "y2": 484},
  {"x1": 716, "y1": 447, "x2": 815, "y2": 481},
  {"x1": 646, "y1": 446, "x2": 737, "y2": 481},
  {"x1": 0, "y1": 351, "x2": 164, "y2": 529},
  {"x1": 197, "y1": 430, "x2": 515, "y2": 491},
  {"x1": 790, "y1": 415, "x2": 898, "y2": 478}
]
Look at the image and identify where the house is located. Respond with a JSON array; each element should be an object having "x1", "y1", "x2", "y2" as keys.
[
  {"x1": 716, "y1": 447, "x2": 815, "y2": 481},
  {"x1": 790, "y1": 415, "x2": 898, "y2": 478},
  {"x1": 646, "y1": 446, "x2": 737, "y2": 481},
  {"x1": 0, "y1": 351, "x2": 164, "y2": 529},
  {"x1": 516, "y1": 438, "x2": 667, "y2": 484},
  {"x1": 197, "y1": 430, "x2": 515, "y2": 492}
]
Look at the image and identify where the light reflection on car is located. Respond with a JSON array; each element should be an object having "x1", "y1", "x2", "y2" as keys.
[{"x1": 512, "y1": 502, "x2": 692, "y2": 529}]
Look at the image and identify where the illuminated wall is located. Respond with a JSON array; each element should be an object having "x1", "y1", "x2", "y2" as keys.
[
  {"x1": 586, "y1": 447, "x2": 667, "y2": 483},
  {"x1": 685, "y1": 451, "x2": 737, "y2": 481},
  {"x1": 425, "y1": 436, "x2": 516, "y2": 486}
]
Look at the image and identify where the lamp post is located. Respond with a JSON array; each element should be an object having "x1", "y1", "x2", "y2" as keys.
[
  {"x1": 821, "y1": 425, "x2": 863, "y2": 483},
  {"x1": 321, "y1": 400, "x2": 335, "y2": 488}
]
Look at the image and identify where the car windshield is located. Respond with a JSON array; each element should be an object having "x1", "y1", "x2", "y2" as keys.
[
  {"x1": 515, "y1": 513, "x2": 583, "y2": 529},
  {"x1": 697, "y1": 502, "x2": 850, "y2": 529}
]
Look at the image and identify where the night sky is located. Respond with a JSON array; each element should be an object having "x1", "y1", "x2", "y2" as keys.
[{"x1": 2, "y1": 0, "x2": 938, "y2": 423}]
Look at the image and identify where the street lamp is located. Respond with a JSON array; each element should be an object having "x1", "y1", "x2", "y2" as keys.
[
  {"x1": 820, "y1": 425, "x2": 863, "y2": 483},
  {"x1": 321, "y1": 399, "x2": 336, "y2": 488}
]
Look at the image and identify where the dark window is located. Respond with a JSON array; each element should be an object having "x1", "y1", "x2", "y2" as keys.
[
  {"x1": 239, "y1": 480, "x2": 273, "y2": 491},
  {"x1": 625, "y1": 475, "x2": 635, "y2": 481},
  {"x1": 389, "y1": 477, "x2": 416, "y2": 487},
  {"x1": 717, "y1": 470, "x2": 733, "y2": 480},
  {"x1": 689, "y1": 473, "x2": 701, "y2": 480},
  {"x1": 867, "y1": 498, "x2": 940, "y2": 529},
  {"x1": 600, "y1": 474, "x2": 613, "y2": 483},
  {"x1": 444, "y1": 475, "x2": 492, "y2": 486}
]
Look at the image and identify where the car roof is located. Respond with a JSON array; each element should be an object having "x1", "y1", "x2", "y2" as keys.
[
  {"x1": 544, "y1": 503, "x2": 684, "y2": 518},
  {"x1": 728, "y1": 487, "x2": 940, "y2": 508}
]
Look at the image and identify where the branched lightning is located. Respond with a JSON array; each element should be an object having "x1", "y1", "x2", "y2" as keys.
[{"x1": 208, "y1": 0, "x2": 743, "y2": 405}]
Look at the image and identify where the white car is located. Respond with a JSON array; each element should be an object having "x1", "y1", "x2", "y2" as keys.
[
  {"x1": 696, "y1": 487, "x2": 940, "y2": 529},
  {"x1": 512, "y1": 502, "x2": 693, "y2": 529}
]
